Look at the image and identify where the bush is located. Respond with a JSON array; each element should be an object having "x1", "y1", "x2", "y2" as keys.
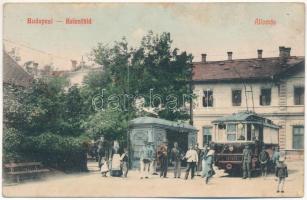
[
  {"x1": 3, "y1": 130, "x2": 89, "y2": 172},
  {"x1": 3, "y1": 128, "x2": 24, "y2": 163},
  {"x1": 26, "y1": 133, "x2": 89, "y2": 171}
]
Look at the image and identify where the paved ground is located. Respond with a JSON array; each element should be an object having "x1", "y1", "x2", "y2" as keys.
[{"x1": 2, "y1": 160, "x2": 304, "y2": 197}]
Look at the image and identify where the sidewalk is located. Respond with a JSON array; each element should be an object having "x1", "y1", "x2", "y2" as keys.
[{"x1": 2, "y1": 160, "x2": 304, "y2": 197}]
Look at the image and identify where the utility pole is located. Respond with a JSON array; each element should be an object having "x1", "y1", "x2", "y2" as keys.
[{"x1": 189, "y1": 64, "x2": 193, "y2": 125}]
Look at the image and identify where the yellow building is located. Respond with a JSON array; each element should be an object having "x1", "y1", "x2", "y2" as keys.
[{"x1": 192, "y1": 47, "x2": 304, "y2": 159}]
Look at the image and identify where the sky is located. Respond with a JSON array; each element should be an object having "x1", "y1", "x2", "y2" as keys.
[{"x1": 3, "y1": 3, "x2": 305, "y2": 70}]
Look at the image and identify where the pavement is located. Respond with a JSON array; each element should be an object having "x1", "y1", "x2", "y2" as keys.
[{"x1": 2, "y1": 160, "x2": 304, "y2": 197}]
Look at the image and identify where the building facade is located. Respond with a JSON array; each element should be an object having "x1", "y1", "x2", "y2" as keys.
[{"x1": 192, "y1": 47, "x2": 304, "y2": 158}]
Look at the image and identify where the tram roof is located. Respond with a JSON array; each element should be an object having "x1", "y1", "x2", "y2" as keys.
[
  {"x1": 129, "y1": 117, "x2": 197, "y2": 131},
  {"x1": 212, "y1": 111, "x2": 279, "y2": 128}
]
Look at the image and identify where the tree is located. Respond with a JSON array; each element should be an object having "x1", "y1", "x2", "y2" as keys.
[
  {"x1": 90, "y1": 31, "x2": 194, "y2": 121},
  {"x1": 4, "y1": 77, "x2": 90, "y2": 171}
]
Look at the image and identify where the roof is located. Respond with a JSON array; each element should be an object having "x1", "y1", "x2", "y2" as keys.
[
  {"x1": 51, "y1": 70, "x2": 68, "y2": 77},
  {"x1": 192, "y1": 56, "x2": 304, "y2": 82},
  {"x1": 129, "y1": 117, "x2": 197, "y2": 132},
  {"x1": 3, "y1": 51, "x2": 33, "y2": 87},
  {"x1": 212, "y1": 111, "x2": 279, "y2": 128}
]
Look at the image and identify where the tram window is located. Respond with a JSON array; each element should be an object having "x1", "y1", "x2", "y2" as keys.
[
  {"x1": 260, "y1": 88, "x2": 271, "y2": 106},
  {"x1": 218, "y1": 124, "x2": 226, "y2": 129},
  {"x1": 237, "y1": 124, "x2": 245, "y2": 140},
  {"x1": 247, "y1": 124, "x2": 252, "y2": 141},
  {"x1": 203, "y1": 90, "x2": 213, "y2": 107},
  {"x1": 227, "y1": 124, "x2": 236, "y2": 141},
  {"x1": 232, "y1": 90, "x2": 242, "y2": 106}
]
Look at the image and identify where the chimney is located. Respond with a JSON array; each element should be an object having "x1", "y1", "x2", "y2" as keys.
[
  {"x1": 279, "y1": 46, "x2": 291, "y2": 59},
  {"x1": 257, "y1": 49, "x2": 263, "y2": 59},
  {"x1": 71, "y1": 60, "x2": 77, "y2": 70},
  {"x1": 32, "y1": 63, "x2": 38, "y2": 76},
  {"x1": 227, "y1": 51, "x2": 233, "y2": 61},
  {"x1": 33, "y1": 62, "x2": 38, "y2": 68},
  {"x1": 284, "y1": 47, "x2": 291, "y2": 57},
  {"x1": 201, "y1": 54, "x2": 207, "y2": 63}
]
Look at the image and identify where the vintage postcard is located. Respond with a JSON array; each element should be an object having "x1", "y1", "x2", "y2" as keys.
[{"x1": 2, "y1": 2, "x2": 305, "y2": 198}]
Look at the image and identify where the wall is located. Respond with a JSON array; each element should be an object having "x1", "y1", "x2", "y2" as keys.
[{"x1": 192, "y1": 70, "x2": 304, "y2": 153}]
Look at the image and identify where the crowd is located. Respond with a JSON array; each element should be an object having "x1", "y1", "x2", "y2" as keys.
[{"x1": 91, "y1": 137, "x2": 288, "y2": 192}]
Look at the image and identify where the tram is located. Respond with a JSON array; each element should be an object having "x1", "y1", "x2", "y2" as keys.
[{"x1": 211, "y1": 111, "x2": 279, "y2": 174}]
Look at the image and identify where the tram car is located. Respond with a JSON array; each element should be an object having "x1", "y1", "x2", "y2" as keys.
[{"x1": 211, "y1": 111, "x2": 279, "y2": 174}]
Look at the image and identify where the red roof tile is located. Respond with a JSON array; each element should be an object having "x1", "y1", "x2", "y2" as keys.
[{"x1": 192, "y1": 56, "x2": 304, "y2": 82}]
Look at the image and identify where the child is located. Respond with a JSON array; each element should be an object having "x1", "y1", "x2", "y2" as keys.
[
  {"x1": 275, "y1": 157, "x2": 288, "y2": 193},
  {"x1": 120, "y1": 148, "x2": 129, "y2": 178},
  {"x1": 100, "y1": 158, "x2": 109, "y2": 177}
]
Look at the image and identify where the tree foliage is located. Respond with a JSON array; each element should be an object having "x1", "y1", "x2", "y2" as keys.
[
  {"x1": 4, "y1": 31, "x2": 194, "y2": 171},
  {"x1": 89, "y1": 31, "x2": 194, "y2": 121}
]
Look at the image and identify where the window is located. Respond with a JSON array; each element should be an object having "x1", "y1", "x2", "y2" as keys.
[
  {"x1": 202, "y1": 90, "x2": 213, "y2": 107},
  {"x1": 237, "y1": 123, "x2": 245, "y2": 140},
  {"x1": 203, "y1": 127, "x2": 212, "y2": 146},
  {"x1": 294, "y1": 87, "x2": 304, "y2": 105},
  {"x1": 260, "y1": 88, "x2": 271, "y2": 106},
  {"x1": 227, "y1": 124, "x2": 236, "y2": 141},
  {"x1": 232, "y1": 90, "x2": 242, "y2": 106},
  {"x1": 293, "y1": 126, "x2": 304, "y2": 149}
]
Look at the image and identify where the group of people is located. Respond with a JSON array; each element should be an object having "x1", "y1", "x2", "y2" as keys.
[
  {"x1": 139, "y1": 141, "x2": 216, "y2": 184},
  {"x1": 241, "y1": 144, "x2": 288, "y2": 193},
  {"x1": 95, "y1": 137, "x2": 129, "y2": 178},
  {"x1": 94, "y1": 138, "x2": 289, "y2": 192}
]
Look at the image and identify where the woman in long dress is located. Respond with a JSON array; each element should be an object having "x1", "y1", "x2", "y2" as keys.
[{"x1": 203, "y1": 149, "x2": 215, "y2": 184}]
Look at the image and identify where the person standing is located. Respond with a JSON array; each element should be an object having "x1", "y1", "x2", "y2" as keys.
[
  {"x1": 201, "y1": 145, "x2": 209, "y2": 178},
  {"x1": 140, "y1": 141, "x2": 153, "y2": 179},
  {"x1": 149, "y1": 142, "x2": 158, "y2": 175},
  {"x1": 194, "y1": 143, "x2": 202, "y2": 176},
  {"x1": 259, "y1": 146, "x2": 269, "y2": 177},
  {"x1": 120, "y1": 148, "x2": 129, "y2": 178},
  {"x1": 184, "y1": 144, "x2": 198, "y2": 180},
  {"x1": 97, "y1": 137, "x2": 107, "y2": 169},
  {"x1": 203, "y1": 148, "x2": 215, "y2": 184},
  {"x1": 158, "y1": 141, "x2": 169, "y2": 178},
  {"x1": 275, "y1": 157, "x2": 288, "y2": 193},
  {"x1": 171, "y1": 142, "x2": 183, "y2": 178},
  {"x1": 242, "y1": 144, "x2": 252, "y2": 179},
  {"x1": 272, "y1": 146, "x2": 281, "y2": 169}
]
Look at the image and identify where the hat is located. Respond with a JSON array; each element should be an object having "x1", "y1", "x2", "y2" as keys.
[
  {"x1": 279, "y1": 157, "x2": 285, "y2": 162},
  {"x1": 207, "y1": 150, "x2": 215, "y2": 156}
]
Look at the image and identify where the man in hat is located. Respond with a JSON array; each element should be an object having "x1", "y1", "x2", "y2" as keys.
[
  {"x1": 158, "y1": 141, "x2": 169, "y2": 178},
  {"x1": 242, "y1": 144, "x2": 252, "y2": 179},
  {"x1": 275, "y1": 157, "x2": 288, "y2": 193},
  {"x1": 171, "y1": 142, "x2": 183, "y2": 178},
  {"x1": 140, "y1": 141, "x2": 153, "y2": 179},
  {"x1": 194, "y1": 143, "x2": 202, "y2": 176},
  {"x1": 184, "y1": 144, "x2": 198, "y2": 180},
  {"x1": 259, "y1": 146, "x2": 270, "y2": 177}
]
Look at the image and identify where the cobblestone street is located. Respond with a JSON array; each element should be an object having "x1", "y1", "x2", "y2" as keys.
[{"x1": 3, "y1": 160, "x2": 304, "y2": 197}]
